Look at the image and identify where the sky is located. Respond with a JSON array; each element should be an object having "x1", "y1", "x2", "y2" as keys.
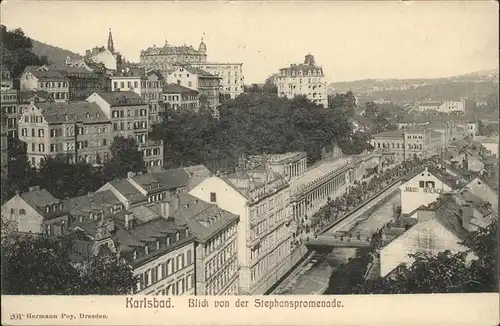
[{"x1": 2, "y1": 1, "x2": 499, "y2": 83}]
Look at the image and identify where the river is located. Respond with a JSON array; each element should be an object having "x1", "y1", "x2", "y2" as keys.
[{"x1": 276, "y1": 191, "x2": 401, "y2": 295}]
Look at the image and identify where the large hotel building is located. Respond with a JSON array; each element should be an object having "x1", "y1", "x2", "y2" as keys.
[
  {"x1": 276, "y1": 54, "x2": 328, "y2": 108},
  {"x1": 139, "y1": 38, "x2": 244, "y2": 100}
]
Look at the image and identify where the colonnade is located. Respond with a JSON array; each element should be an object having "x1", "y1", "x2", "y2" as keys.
[
  {"x1": 285, "y1": 159, "x2": 307, "y2": 178},
  {"x1": 292, "y1": 171, "x2": 348, "y2": 226}
]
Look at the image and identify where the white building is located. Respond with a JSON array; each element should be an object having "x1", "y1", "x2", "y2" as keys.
[
  {"x1": 276, "y1": 54, "x2": 328, "y2": 108},
  {"x1": 400, "y1": 167, "x2": 458, "y2": 216},
  {"x1": 191, "y1": 63, "x2": 244, "y2": 99},
  {"x1": 189, "y1": 166, "x2": 294, "y2": 295},
  {"x1": 380, "y1": 195, "x2": 473, "y2": 277}
]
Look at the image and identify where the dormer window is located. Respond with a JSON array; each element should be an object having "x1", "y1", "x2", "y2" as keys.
[
  {"x1": 156, "y1": 240, "x2": 160, "y2": 250},
  {"x1": 46, "y1": 206, "x2": 51, "y2": 213},
  {"x1": 145, "y1": 245, "x2": 149, "y2": 255},
  {"x1": 166, "y1": 236, "x2": 171, "y2": 246},
  {"x1": 176, "y1": 232, "x2": 180, "y2": 241},
  {"x1": 133, "y1": 250, "x2": 137, "y2": 260},
  {"x1": 185, "y1": 229, "x2": 189, "y2": 237}
]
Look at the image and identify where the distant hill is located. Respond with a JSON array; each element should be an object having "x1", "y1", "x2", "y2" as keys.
[
  {"x1": 329, "y1": 69, "x2": 499, "y2": 102},
  {"x1": 31, "y1": 39, "x2": 82, "y2": 65}
]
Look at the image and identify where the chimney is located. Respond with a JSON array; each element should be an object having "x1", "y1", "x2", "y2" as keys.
[
  {"x1": 461, "y1": 201, "x2": 474, "y2": 229},
  {"x1": 417, "y1": 207, "x2": 436, "y2": 223},
  {"x1": 160, "y1": 200, "x2": 170, "y2": 219},
  {"x1": 124, "y1": 211, "x2": 133, "y2": 230},
  {"x1": 127, "y1": 171, "x2": 135, "y2": 179},
  {"x1": 171, "y1": 195, "x2": 180, "y2": 211}
]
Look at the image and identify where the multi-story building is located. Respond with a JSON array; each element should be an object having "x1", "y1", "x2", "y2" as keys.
[
  {"x1": 19, "y1": 66, "x2": 69, "y2": 102},
  {"x1": 1, "y1": 89, "x2": 18, "y2": 138},
  {"x1": 438, "y1": 99, "x2": 476, "y2": 114},
  {"x1": 1, "y1": 186, "x2": 70, "y2": 235},
  {"x1": 404, "y1": 129, "x2": 444, "y2": 160},
  {"x1": 86, "y1": 91, "x2": 163, "y2": 170},
  {"x1": 168, "y1": 193, "x2": 240, "y2": 295},
  {"x1": 163, "y1": 84, "x2": 199, "y2": 111},
  {"x1": 108, "y1": 68, "x2": 143, "y2": 93},
  {"x1": 189, "y1": 164, "x2": 294, "y2": 295},
  {"x1": 190, "y1": 63, "x2": 244, "y2": 99},
  {"x1": 276, "y1": 54, "x2": 328, "y2": 108},
  {"x1": 140, "y1": 38, "x2": 208, "y2": 73},
  {"x1": 116, "y1": 200, "x2": 197, "y2": 296},
  {"x1": 370, "y1": 129, "x2": 444, "y2": 162},
  {"x1": 108, "y1": 68, "x2": 165, "y2": 126},
  {"x1": 1, "y1": 67, "x2": 13, "y2": 91},
  {"x1": 1, "y1": 114, "x2": 8, "y2": 188},
  {"x1": 166, "y1": 66, "x2": 221, "y2": 110},
  {"x1": 17, "y1": 100, "x2": 112, "y2": 167},
  {"x1": 67, "y1": 192, "x2": 197, "y2": 296},
  {"x1": 141, "y1": 70, "x2": 164, "y2": 126},
  {"x1": 50, "y1": 65, "x2": 107, "y2": 101},
  {"x1": 370, "y1": 130, "x2": 406, "y2": 162}
]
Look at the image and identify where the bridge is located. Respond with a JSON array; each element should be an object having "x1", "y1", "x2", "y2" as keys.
[{"x1": 304, "y1": 233, "x2": 373, "y2": 252}]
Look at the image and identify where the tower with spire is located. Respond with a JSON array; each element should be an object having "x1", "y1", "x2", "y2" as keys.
[
  {"x1": 198, "y1": 33, "x2": 207, "y2": 54},
  {"x1": 107, "y1": 28, "x2": 115, "y2": 53}
]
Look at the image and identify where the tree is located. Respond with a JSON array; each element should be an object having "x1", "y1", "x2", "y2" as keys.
[
  {"x1": 1, "y1": 26, "x2": 45, "y2": 87},
  {"x1": 2, "y1": 138, "x2": 37, "y2": 203},
  {"x1": 36, "y1": 155, "x2": 100, "y2": 198},
  {"x1": 262, "y1": 76, "x2": 278, "y2": 94},
  {"x1": 1, "y1": 234, "x2": 136, "y2": 295},
  {"x1": 103, "y1": 136, "x2": 145, "y2": 179}
]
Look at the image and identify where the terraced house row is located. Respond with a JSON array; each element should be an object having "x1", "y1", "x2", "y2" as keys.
[
  {"x1": 18, "y1": 91, "x2": 163, "y2": 170},
  {"x1": 1, "y1": 166, "x2": 239, "y2": 295}
]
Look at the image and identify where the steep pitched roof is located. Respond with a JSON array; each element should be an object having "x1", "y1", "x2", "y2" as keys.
[
  {"x1": 64, "y1": 190, "x2": 121, "y2": 218},
  {"x1": 433, "y1": 196, "x2": 469, "y2": 241},
  {"x1": 94, "y1": 91, "x2": 145, "y2": 106},
  {"x1": 35, "y1": 101, "x2": 109, "y2": 124},
  {"x1": 163, "y1": 83, "x2": 199, "y2": 94},
  {"x1": 150, "y1": 193, "x2": 239, "y2": 243},
  {"x1": 108, "y1": 179, "x2": 146, "y2": 204},
  {"x1": 151, "y1": 168, "x2": 191, "y2": 189}
]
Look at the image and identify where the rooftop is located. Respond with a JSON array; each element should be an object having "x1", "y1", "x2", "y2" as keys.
[
  {"x1": 107, "y1": 179, "x2": 146, "y2": 205},
  {"x1": 35, "y1": 101, "x2": 109, "y2": 124},
  {"x1": 64, "y1": 190, "x2": 121, "y2": 218},
  {"x1": 371, "y1": 130, "x2": 404, "y2": 139},
  {"x1": 163, "y1": 83, "x2": 199, "y2": 94},
  {"x1": 150, "y1": 193, "x2": 239, "y2": 243},
  {"x1": 289, "y1": 157, "x2": 351, "y2": 195},
  {"x1": 94, "y1": 91, "x2": 145, "y2": 106}
]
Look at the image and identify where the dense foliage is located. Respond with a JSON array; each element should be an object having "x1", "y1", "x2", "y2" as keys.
[
  {"x1": 2, "y1": 136, "x2": 144, "y2": 202},
  {"x1": 151, "y1": 93, "x2": 371, "y2": 170},
  {"x1": 1, "y1": 26, "x2": 47, "y2": 86},
  {"x1": 1, "y1": 234, "x2": 136, "y2": 295}
]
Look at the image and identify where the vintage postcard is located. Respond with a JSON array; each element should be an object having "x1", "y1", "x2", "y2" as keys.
[{"x1": 0, "y1": 1, "x2": 499, "y2": 325}]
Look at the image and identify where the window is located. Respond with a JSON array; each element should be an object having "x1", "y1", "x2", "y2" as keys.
[
  {"x1": 210, "y1": 192, "x2": 217, "y2": 203},
  {"x1": 419, "y1": 181, "x2": 425, "y2": 188},
  {"x1": 19, "y1": 209, "x2": 26, "y2": 215}
]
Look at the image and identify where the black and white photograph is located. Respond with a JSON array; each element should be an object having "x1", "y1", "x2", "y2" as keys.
[{"x1": 0, "y1": 1, "x2": 498, "y2": 325}]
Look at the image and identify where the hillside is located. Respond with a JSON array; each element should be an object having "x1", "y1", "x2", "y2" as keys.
[
  {"x1": 329, "y1": 69, "x2": 499, "y2": 102},
  {"x1": 31, "y1": 39, "x2": 82, "y2": 65}
]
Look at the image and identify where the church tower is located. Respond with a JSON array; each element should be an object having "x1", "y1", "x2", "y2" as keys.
[{"x1": 107, "y1": 28, "x2": 115, "y2": 53}]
